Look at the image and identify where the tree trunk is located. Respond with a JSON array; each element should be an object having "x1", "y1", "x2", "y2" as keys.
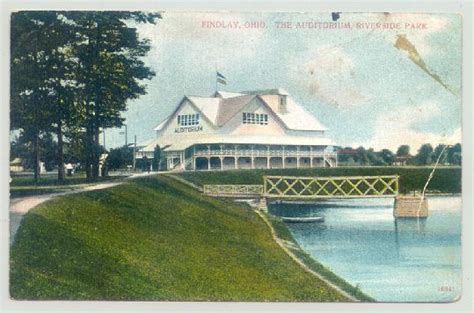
[
  {"x1": 85, "y1": 126, "x2": 93, "y2": 180},
  {"x1": 57, "y1": 120, "x2": 65, "y2": 182},
  {"x1": 33, "y1": 131, "x2": 40, "y2": 183},
  {"x1": 92, "y1": 126, "x2": 100, "y2": 178}
]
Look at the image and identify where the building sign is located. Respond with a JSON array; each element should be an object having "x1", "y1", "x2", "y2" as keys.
[{"x1": 174, "y1": 125, "x2": 203, "y2": 133}]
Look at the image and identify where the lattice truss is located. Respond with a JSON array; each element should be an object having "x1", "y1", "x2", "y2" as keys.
[
  {"x1": 263, "y1": 175, "x2": 399, "y2": 198},
  {"x1": 204, "y1": 184, "x2": 264, "y2": 195}
]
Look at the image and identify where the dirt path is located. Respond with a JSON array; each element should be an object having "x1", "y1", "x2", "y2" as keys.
[{"x1": 9, "y1": 172, "x2": 158, "y2": 244}]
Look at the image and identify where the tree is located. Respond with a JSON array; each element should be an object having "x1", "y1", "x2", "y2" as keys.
[
  {"x1": 152, "y1": 145, "x2": 161, "y2": 171},
  {"x1": 66, "y1": 11, "x2": 160, "y2": 180},
  {"x1": 11, "y1": 12, "x2": 59, "y2": 181},
  {"x1": 379, "y1": 149, "x2": 395, "y2": 165},
  {"x1": 433, "y1": 144, "x2": 448, "y2": 164},
  {"x1": 396, "y1": 145, "x2": 410, "y2": 156},
  {"x1": 10, "y1": 132, "x2": 58, "y2": 172},
  {"x1": 106, "y1": 146, "x2": 133, "y2": 170},
  {"x1": 447, "y1": 143, "x2": 462, "y2": 165},
  {"x1": 355, "y1": 146, "x2": 369, "y2": 165},
  {"x1": 11, "y1": 12, "x2": 84, "y2": 182},
  {"x1": 11, "y1": 11, "x2": 160, "y2": 182},
  {"x1": 416, "y1": 144, "x2": 434, "y2": 165}
]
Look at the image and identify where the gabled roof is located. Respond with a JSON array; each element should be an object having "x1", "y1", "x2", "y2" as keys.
[
  {"x1": 188, "y1": 96, "x2": 221, "y2": 124},
  {"x1": 153, "y1": 88, "x2": 327, "y2": 132},
  {"x1": 215, "y1": 95, "x2": 255, "y2": 126},
  {"x1": 215, "y1": 91, "x2": 246, "y2": 98}
]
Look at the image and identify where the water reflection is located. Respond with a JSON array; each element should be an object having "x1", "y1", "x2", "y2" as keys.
[{"x1": 269, "y1": 197, "x2": 461, "y2": 302}]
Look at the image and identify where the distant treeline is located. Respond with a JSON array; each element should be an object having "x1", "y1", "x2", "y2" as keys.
[
  {"x1": 336, "y1": 143, "x2": 461, "y2": 166},
  {"x1": 179, "y1": 167, "x2": 462, "y2": 194}
]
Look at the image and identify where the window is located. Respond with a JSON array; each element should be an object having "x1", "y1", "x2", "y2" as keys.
[
  {"x1": 242, "y1": 112, "x2": 268, "y2": 125},
  {"x1": 177, "y1": 113, "x2": 200, "y2": 126}
]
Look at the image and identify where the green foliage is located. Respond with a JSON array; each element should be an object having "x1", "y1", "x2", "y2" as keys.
[
  {"x1": 415, "y1": 144, "x2": 434, "y2": 165},
  {"x1": 447, "y1": 143, "x2": 462, "y2": 165},
  {"x1": 152, "y1": 145, "x2": 161, "y2": 171},
  {"x1": 10, "y1": 132, "x2": 58, "y2": 171},
  {"x1": 10, "y1": 11, "x2": 160, "y2": 181},
  {"x1": 396, "y1": 145, "x2": 410, "y2": 157},
  {"x1": 10, "y1": 176, "x2": 349, "y2": 301},
  {"x1": 179, "y1": 167, "x2": 462, "y2": 194},
  {"x1": 106, "y1": 146, "x2": 133, "y2": 170}
]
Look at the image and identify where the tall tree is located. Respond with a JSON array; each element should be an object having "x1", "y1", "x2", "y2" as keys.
[
  {"x1": 379, "y1": 149, "x2": 395, "y2": 165},
  {"x1": 416, "y1": 144, "x2": 434, "y2": 165},
  {"x1": 11, "y1": 12, "x2": 58, "y2": 181},
  {"x1": 447, "y1": 143, "x2": 462, "y2": 165},
  {"x1": 66, "y1": 11, "x2": 160, "y2": 179},
  {"x1": 396, "y1": 145, "x2": 410, "y2": 156},
  {"x1": 355, "y1": 146, "x2": 369, "y2": 165},
  {"x1": 152, "y1": 144, "x2": 161, "y2": 171},
  {"x1": 11, "y1": 12, "x2": 83, "y2": 182}
]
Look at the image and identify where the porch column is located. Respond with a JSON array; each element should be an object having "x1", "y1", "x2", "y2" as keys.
[
  {"x1": 234, "y1": 157, "x2": 238, "y2": 169},
  {"x1": 193, "y1": 157, "x2": 196, "y2": 170},
  {"x1": 220, "y1": 157, "x2": 224, "y2": 170},
  {"x1": 282, "y1": 145, "x2": 286, "y2": 169},
  {"x1": 296, "y1": 146, "x2": 300, "y2": 168},
  {"x1": 207, "y1": 157, "x2": 211, "y2": 171},
  {"x1": 251, "y1": 157, "x2": 255, "y2": 169},
  {"x1": 266, "y1": 157, "x2": 270, "y2": 169},
  {"x1": 310, "y1": 146, "x2": 313, "y2": 168}
]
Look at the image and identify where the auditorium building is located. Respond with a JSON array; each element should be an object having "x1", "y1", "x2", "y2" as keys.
[{"x1": 135, "y1": 88, "x2": 337, "y2": 171}]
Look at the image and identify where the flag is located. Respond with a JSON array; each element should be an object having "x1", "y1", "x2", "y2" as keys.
[{"x1": 216, "y1": 71, "x2": 227, "y2": 85}]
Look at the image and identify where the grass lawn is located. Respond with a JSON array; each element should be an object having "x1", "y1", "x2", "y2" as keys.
[
  {"x1": 10, "y1": 174, "x2": 128, "y2": 198},
  {"x1": 177, "y1": 166, "x2": 462, "y2": 194},
  {"x1": 10, "y1": 175, "x2": 363, "y2": 301}
]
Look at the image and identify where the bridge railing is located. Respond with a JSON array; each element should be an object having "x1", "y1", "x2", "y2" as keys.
[
  {"x1": 203, "y1": 184, "x2": 264, "y2": 196},
  {"x1": 263, "y1": 175, "x2": 399, "y2": 198}
]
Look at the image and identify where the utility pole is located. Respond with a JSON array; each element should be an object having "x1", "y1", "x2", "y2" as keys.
[
  {"x1": 133, "y1": 135, "x2": 137, "y2": 171},
  {"x1": 125, "y1": 124, "x2": 128, "y2": 147},
  {"x1": 102, "y1": 128, "x2": 106, "y2": 150}
]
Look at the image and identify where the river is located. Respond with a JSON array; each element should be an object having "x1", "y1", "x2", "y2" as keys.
[{"x1": 268, "y1": 196, "x2": 461, "y2": 302}]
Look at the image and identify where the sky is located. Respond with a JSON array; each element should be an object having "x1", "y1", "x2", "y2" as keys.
[{"x1": 103, "y1": 12, "x2": 462, "y2": 153}]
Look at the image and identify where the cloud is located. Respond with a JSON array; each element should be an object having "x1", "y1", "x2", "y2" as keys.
[
  {"x1": 138, "y1": 12, "x2": 267, "y2": 65},
  {"x1": 356, "y1": 100, "x2": 461, "y2": 151},
  {"x1": 296, "y1": 45, "x2": 371, "y2": 108}
]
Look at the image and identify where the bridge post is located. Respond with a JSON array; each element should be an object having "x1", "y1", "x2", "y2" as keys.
[
  {"x1": 258, "y1": 197, "x2": 268, "y2": 212},
  {"x1": 394, "y1": 195, "x2": 428, "y2": 217}
]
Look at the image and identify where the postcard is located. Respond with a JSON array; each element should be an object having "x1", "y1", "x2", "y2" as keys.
[{"x1": 8, "y1": 10, "x2": 463, "y2": 304}]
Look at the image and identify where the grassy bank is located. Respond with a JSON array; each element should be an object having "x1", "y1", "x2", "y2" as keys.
[
  {"x1": 265, "y1": 214, "x2": 374, "y2": 302},
  {"x1": 178, "y1": 166, "x2": 462, "y2": 194},
  {"x1": 11, "y1": 175, "x2": 359, "y2": 301},
  {"x1": 10, "y1": 174, "x2": 127, "y2": 198}
]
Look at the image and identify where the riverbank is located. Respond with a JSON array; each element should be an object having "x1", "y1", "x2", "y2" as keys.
[
  {"x1": 255, "y1": 209, "x2": 374, "y2": 302},
  {"x1": 10, "y1": 175, "x2": 354, "y2": 301}
]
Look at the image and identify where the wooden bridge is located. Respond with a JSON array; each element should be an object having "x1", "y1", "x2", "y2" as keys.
[
  {"x1": 203, "y1": 184, "x2": 264, "y2": 198},
  {"x1": 203, "y1": 175, "x2": 399, "y2": 199},
  {"x1": 202, "y1": 175, "x2": 429, "y2": 217}
]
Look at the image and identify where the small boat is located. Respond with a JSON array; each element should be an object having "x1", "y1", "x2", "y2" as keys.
[{"x1": 280, "y1": 216, "x2": 325, "y2": 223}]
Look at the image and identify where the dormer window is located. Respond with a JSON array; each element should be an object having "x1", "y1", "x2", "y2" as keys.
[
  {"x1": 178, "y1": 113, "x2": 200, "y2": 126},
  {"x1": 243, "y1": 112, "x2": 268, "y2": 125}
]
